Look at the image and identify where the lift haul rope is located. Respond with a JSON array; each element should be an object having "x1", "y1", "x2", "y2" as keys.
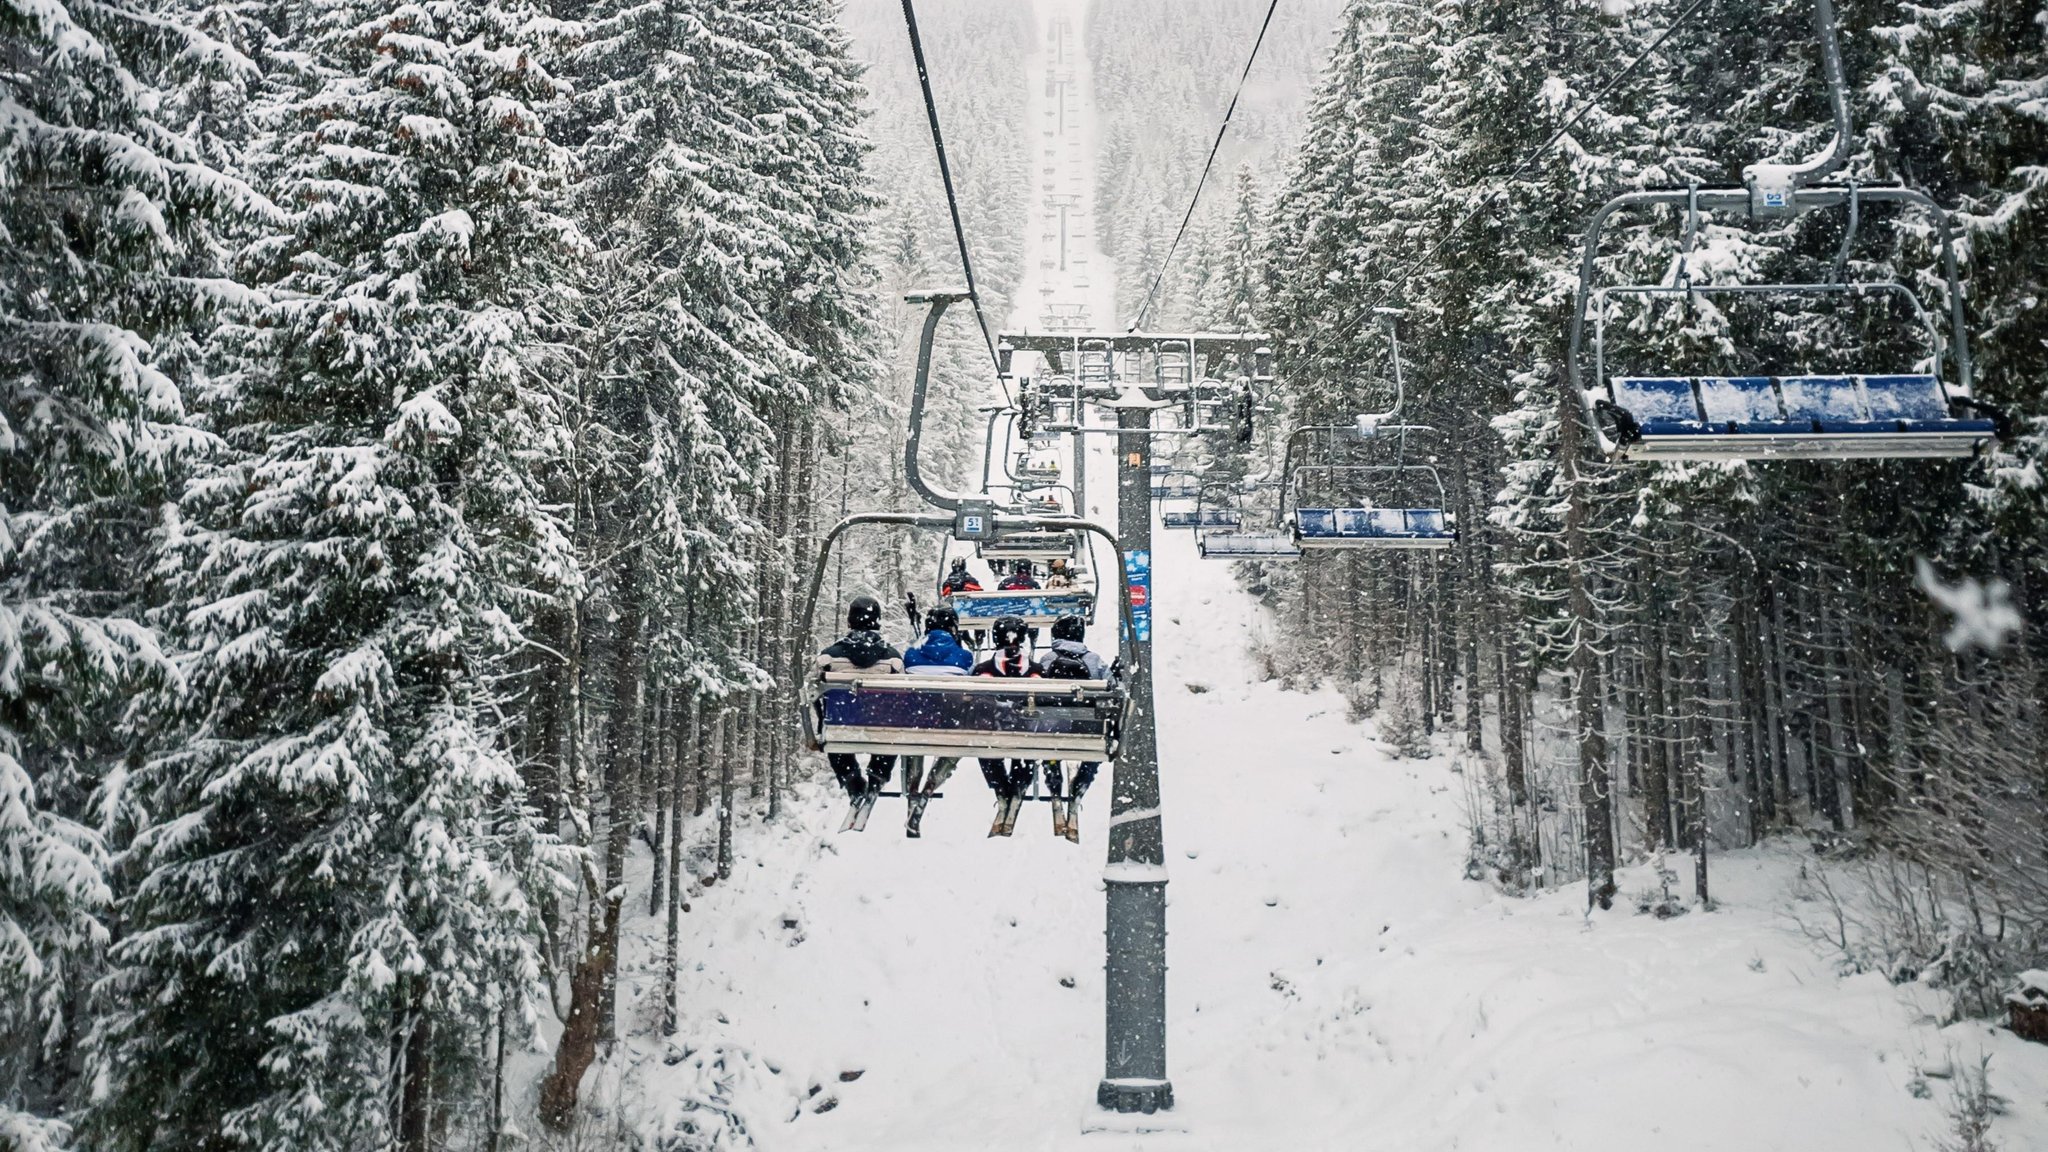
[
  {"x1": 900, "y1": 0, "x2": 1010, "y2": 402},
  {"x1": 1131, "y1": 0, "x2": 1283, "y2": 332}
]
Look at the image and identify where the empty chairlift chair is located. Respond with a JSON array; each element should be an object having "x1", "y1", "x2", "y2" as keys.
[
  {"x1": 1599, "y1": 372, "x2": 1999, "y2": 461},
  {"x1": 1289, "y1": 464, "x2": 1456, "y2": 551},
  {"x1": 1197, "y1": 530, "x2": 1301, "y2": 559},
  {"x1": 1567, "y1": 0, "x2": 2009, "y2": 464},
  {"x1": 1162, "y1": 482, "x2": 1244, "y2": 530}
]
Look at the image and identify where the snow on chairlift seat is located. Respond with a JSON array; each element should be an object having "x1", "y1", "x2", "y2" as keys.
[
  {"x1": 1294, "y1": 507, "x2": 1456, "y2": 550},
  {"x1": 944, "y1": 588, "x2": 1095, "y2": 627},
  {"x1": 1150, "y1": 475, "x2": 1202, "y2": 501},
  {"x1": 1197, "y1": 530, "x2": 1301, "y2": 559},
  {"x1": 1604, "y1": 374, "x2": 1997, "y2": 461},
  {"x1": 978, "y1": 531, "x2": 1078, "y2": 561},
  {"x1": 1161, "y1": 508, "x2": 1243, "y2": 530},
  {"x1": 815, "y1": 671, "x2": 1122, "y2": 761}
]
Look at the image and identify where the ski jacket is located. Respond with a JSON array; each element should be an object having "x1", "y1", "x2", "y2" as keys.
[
  {"x1": 903, "y1": 629, "x2": 974, "y2": 674},
  {"x1": 999, "y1": 574, "x2": 1040, "y2": 590},
  {"x1": 972, "y1": 649, "x2": 1038, "y2": 678},
  {"x1": 1037, "y1": 639, "x2": 1109, "y2": 681},
  {"x1": 941, "y1": 578, "x2": 982, "y2": 595},
  {"x1": 815, "y1": 631, "x2": 903, "y2": 675}
]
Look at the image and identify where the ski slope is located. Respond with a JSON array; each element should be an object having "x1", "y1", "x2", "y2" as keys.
[{"x1": 589, "y1": 523, "x2": 2048, "y2": 1150}]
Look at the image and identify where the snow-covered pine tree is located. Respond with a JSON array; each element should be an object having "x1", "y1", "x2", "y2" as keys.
[
  {"x1": 530, "y1": 0, "x2": 881, "y2": 1127},
  {"x1": 82, "y1": 0, "x2": 575, "y2": 1142},
  {"x1": 2, "y1": 0, "x2": 267, "y2": 1139}
]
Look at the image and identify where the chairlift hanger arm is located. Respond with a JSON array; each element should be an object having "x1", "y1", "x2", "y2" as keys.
[{"x1": 905, "y1": 292, "x2": 976, "y2": 511}]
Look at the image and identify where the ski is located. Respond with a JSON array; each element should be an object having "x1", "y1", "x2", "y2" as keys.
[{"x1": 849, "y1": 793, "x2": 878, "y2": 833}]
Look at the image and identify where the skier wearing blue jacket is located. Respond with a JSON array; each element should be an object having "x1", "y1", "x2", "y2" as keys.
[
  {"x1": 902, "y1": 606, "x2": 974, "y2": 674},
  {"x1": 899, "y1": 605, "x2": 972, "y2": 837}
]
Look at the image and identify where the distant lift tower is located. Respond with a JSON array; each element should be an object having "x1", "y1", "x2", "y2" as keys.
[
  {"x1": 1044, "y1": 193, "x2": 1080, "y2": 270},
  {"x1": 1000, "y1": 330, "x2": 1273, "y2": 1115}
]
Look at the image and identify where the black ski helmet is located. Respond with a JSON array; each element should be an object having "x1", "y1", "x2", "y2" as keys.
[
  {"x1": 925, "y1": 605, "x2": 959, "y2": 634},
  {"x1": 992, "y1": 615, "x2": 1030, "y2": 649},
  {"x1": 1052, "y1": 614, "x2": 1086, "y2": 643},
  {"x1": 949, "y1": 557, "x2": 969, "y2": 574},
  {"x1": 847, "y1": 595, "x2": 882, "y2": 631},
  {"x1": 1014, "y1": 560, "x2": 1034, "y2": 576}
]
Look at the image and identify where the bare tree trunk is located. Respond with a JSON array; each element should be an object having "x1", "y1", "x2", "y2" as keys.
[
  {"x1": 717, "y1": 705, "x2": 735, "y2": 880},
  {"x1": 1558, "y1": 374, "x2": 1616, "y2": 910},
  {"x1": 649, "y1": 690, "x2": 671, "y2": 918},
  {"x1": 664, "y1": 690, "x2": 696, "y2": 1036}
]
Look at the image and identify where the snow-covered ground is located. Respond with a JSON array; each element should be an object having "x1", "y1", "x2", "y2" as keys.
[{"x1": 589, "y1": 520, "x2": 2048, "y2": 1150}]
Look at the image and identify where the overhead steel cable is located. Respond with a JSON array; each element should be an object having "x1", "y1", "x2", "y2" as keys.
[
  {"x1": 1130, "y1": 0, "x2": 1283, "y2": 332},
  {"x1": 900, "y1": 0, "x2": 1009, "y2": 401}
]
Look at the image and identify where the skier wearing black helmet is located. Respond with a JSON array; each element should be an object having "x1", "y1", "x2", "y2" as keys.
[
  {"x1": 973, "y1": 614, "x2": 1040, "y2": 837},
  {"x1": 1036, "y1": 614, "x2": 1112, "y2": 842},
  {"x1": 814, "y1": 595, "x2": 903, "y2": 831}
]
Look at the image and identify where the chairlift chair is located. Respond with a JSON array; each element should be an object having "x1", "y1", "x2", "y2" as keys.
[
  {"x1": 978, "y1": 530, "x2": 1079, "y2": 562},
  {"x1": 1162, "y1": 481, "x2": 1244, "y2": 530},
  {"x1": 801, "y1": 515, "x2": 1129, "y2": 768},
  {"x1": 1289, "y1": 463, "x2": 1457, "y2": 551},
  {"x1": 1280, "y1": 416, "x2": 1457, "y2": 551},
  {"x1": 1197, "y1": 530, "x2": 1301, "y2": 559},
  {"x1": 1149, "y1": 470, "x2": 1202, "y2": 502},
  {"x1": 1568, "y1": 0, "x2": 2008, "y2": 463},
  {"x1": 1016, "y1": 449, "x2": 1063, "y2": 484}
]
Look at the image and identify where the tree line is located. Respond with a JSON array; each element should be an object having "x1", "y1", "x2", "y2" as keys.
[
  {"x1": 1, "y1": 0, "x2": 874, "y2": 1146},
  {"x1": 1237, "y1": 0, "x2": 2046, "y2": 1016}
]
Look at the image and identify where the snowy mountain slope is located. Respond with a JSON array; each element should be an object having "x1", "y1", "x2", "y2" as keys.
[{"x1": 579, "y1": 522, "x2": 2048, "y2": 1151}]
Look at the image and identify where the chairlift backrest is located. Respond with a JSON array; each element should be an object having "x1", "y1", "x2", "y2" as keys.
[
  {"x1": 1779, "y1": 375, "x2": 1863, "y2": 424},
  {"x1": 1697, "y1": 377, "x2": 1780, "y2": 424},
  {"x1": 1865, "y1": 375, "x2": 1951, "y2": 423},
  {"x1": 1611, "y1": 377, "x2": 1698, "y2": 425}
]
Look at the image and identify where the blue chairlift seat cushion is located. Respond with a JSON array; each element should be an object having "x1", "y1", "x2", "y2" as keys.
[
  {"x1": 1162, "y1": 509, "x2": 1244, "y2": 529},
  {"x1": 1198, "y1": 532, "x2": 1300, "y2": 558},
  {"x1": 1614, "y1": 373, "x2": 1989, "y2": 443},
  {"x1": 945, "y1": 591, "x2": 1093, "y2": 621},
  {"x1": 1778, "y1": 375, "x2": 1865, "y2": 425},
  {"x1": 1863, "y1": 375, "x2": 1948, "y2": 422},
  {"x1": 1613, "y1": 377, "x2": 1705, "y2": 427},
  {"x1": 1296, "y1": 508, "x2": 1337, "y2": 537},
  {"x1": 1299, "y1": 508, "x2": 1455, "y2": 540},
  {"x1": 1696, "y1": 376, "x2": 1780, "y2": 425}
]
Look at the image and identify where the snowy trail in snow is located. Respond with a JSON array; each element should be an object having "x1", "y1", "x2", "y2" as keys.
[{"x1": 607, "y1": 519, "x2": 2047, "y2": 1151}]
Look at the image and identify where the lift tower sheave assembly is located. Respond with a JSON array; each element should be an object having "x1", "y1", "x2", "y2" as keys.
[{"x1": 1000, "y1": 328, "x2": 1273, "y2": 1117}]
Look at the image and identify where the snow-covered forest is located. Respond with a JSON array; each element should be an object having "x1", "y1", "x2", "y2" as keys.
[{"x1": 5, "y1": 0, "x2": 2047, "y2": 1147}]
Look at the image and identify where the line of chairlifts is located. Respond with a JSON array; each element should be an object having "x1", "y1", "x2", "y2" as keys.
[{"x1": 813, "y1": 593, "x2": 1119, "y2": 842}]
